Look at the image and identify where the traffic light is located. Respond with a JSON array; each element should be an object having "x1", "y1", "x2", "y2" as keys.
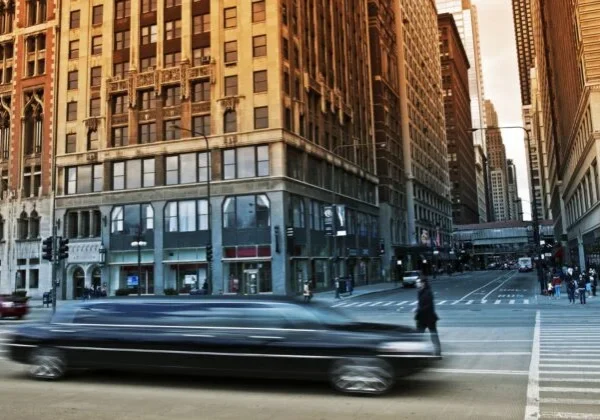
[
  {"x1": 42, "y1": 237, "x2": 53, "y2": 261},
  {"x1": 206, "y1": 245, "x2": 213, "y2": 262},
  {"x1": 58, "y1": 237, "x2": 69, "y2": 260}
]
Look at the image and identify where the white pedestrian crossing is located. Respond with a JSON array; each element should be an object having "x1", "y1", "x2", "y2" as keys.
[
  {"x1": 329, "y1": 298, "x2": 540, "y2": 309},
  {"x1": 535, "y1": 315, "x2": 600, "y2": 420}
]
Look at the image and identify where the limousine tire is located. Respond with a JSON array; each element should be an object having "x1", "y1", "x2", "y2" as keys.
[
  {"x1": 330, "y1": 358, "x2": 394, "y2": 395},
  {"x1": 29, "y1": 347, "x2": 66, "y2": 380}
]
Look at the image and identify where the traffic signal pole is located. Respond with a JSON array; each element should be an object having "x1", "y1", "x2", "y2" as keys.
[{"x1": 51, "y1": 223, "x2": 58, "y2": 314}]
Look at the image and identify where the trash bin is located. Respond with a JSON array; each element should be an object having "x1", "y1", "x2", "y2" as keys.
[{"x1": 42, "y1": 292, "x2": 52, "y2": 307}]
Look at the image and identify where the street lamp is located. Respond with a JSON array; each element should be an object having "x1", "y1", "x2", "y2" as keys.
[
  {"x1": 131, "y1": 226, "x2": 147, "y2": 296},
  {"x1": 469, "y1": 126, "x2": 545, "y2": 294},
  {"x1": 172, "y1": 125, "x2": 212, "y2": 294}
]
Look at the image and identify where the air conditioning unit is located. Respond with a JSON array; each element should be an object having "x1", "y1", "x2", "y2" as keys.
[{"x1": 201, "y1": 56, "x2": 211, "y2": 65}]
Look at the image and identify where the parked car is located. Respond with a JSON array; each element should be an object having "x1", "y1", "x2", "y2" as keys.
[
  {"x1": 0, "y1": 295, "x2": 29, "y2": 320},
  {"x1": 402, "y1": 270, "x2": 422, "y2": 288},
  {"x1": 4, "y1": 297, "x2": 440, "y2": 395}
]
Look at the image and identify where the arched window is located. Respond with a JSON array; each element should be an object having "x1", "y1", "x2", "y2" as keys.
[
  {"x1": 223, "y1": 110, "x2": 237, "y2": 133},
  {"x1": 0, "y1": 96, "x2": 10, "y2": 160},
  {"x1": 17, "y1": 210, "x2": 28, "y2": 240},
  {"x1": 73, "y1": 267, "x2": 85, "y2": 299},
  {"x1": 91, "y1": 267, "x2": 102, "y2": 289},
  {"x1": 22, "y1": 91, "x2": 43, "y2": 156},
  {"x1": 29, "y1": 210, "x2": 39, "y2": 238}
]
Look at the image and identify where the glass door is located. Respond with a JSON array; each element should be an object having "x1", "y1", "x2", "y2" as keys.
[{"x1": 243, "y1": 269, "x2": 259, "y2": 295}]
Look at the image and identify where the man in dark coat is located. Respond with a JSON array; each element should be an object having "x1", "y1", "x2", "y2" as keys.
[{"x1": 415, "y1": 276, "x2": 442, "y2": 356}]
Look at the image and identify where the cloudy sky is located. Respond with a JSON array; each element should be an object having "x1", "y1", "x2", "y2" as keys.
[{"x1": 471, "y1": 0, "x2": 532, "y2": 220}]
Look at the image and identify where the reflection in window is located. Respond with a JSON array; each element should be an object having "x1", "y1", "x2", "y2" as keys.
[
  {"x1": 111, "y1": 204, "x2": 153, "y2": 234},
  {"x1": 222, "y1": 194, "x2": 270, "y2": 229},
  {"x1": 164, "y1": 199, "x2": 209, "y2": 232}
]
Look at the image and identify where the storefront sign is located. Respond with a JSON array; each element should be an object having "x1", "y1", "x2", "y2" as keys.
[
  {"x1": 335, "y1": 205, "x2": 347, "y2": 237},
  {"x1": 323, "y1": 206, "x2": 335, "y2": 236}
]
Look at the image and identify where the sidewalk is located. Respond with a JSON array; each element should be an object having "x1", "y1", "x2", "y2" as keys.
[{"x1": 313, "y1": 282, "x2": 402, "y2": 303}]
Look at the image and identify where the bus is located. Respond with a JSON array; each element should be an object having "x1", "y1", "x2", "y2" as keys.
[{"x1": 518, "y1": 257, "x2": 533, "y2": 272}]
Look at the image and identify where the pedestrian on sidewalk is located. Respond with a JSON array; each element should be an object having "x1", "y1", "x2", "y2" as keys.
[
  {"x1": 578, "y1": 274, "x2": 587, "y2": 304},
  {"x1": 334, "y1": 277, "x2": 341, "y2": 300},
  {"x1": 303, "y1": 281, "x2": 313, "y2": 303},
  {"x1": 552, "y1": 272, "x2": 562, "y2": 299},
  {"x1": 592, "y1": 269, "x2": 598, "y2": 297},
  {"x1": 415, "y1": 276, "x2": 441, "y2": 356},
  {"x1": 567, "y1": 277, "x2": 577, "y2": 304}
]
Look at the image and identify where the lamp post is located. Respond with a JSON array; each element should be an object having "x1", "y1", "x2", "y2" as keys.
[
  {"x1": 172, "y1": 125, "x2": 212, "y2": 294},
  {"x1": 469, "y1": 126, "x2": 544, "y2": 294},
  {"x1": 131, "y1": 225, "x2": 147, "y2": 296}
]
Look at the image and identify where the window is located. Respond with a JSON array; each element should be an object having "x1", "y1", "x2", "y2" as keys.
[
  {"x1": 25, "y1": 34, "x2": 46, "y2": 77},
  {"x1": 193, "y1": 14, "x2": 210, "y2": 34},
  {"x1": 164, "y1": 52, "x2": 181, "y2": 67},
  {"x1": 66, "y1": 164, "x2": 103, "y2": 194},
  {"x1": 141, "y1": 0, "x2": 157, "y2": 13},
  {"x1": 282, "y1": 37, "x2": 289, "y2": 59},
  {"x1": 114, "y1": 30, "x2": 130, "y2": 50},
  {"x1": 253, "y1": 35, "x2": 266, "y2": 57},
  {"x1": 67, "y1": 71, "x2": 78, "y2": 90},
  {"x1": 164, "y1": 86, "x2": 181, "y2": 107},
  {"x1": 291, "y1": 196, "x2": 305, "y2": 228},
  {"x1": 164, "y1": 119, "x2": 180, "y2": 141},
  {"x1": 223, "y1": 110, "x2": 237, "y2": 133},
  {"x1": 90, "y1": 66, "x2": 102, "y2": 86},
  {"x1": 198, "y1": 152, "x2": 211, "y2": 182},
  {"x1": 223, "y1": 145, "x2": 269, "y2": 179},
  {"x1": 115, "y1": 0, "x2": 131, "y2": 19},
  {"x1": 112, "y1": 159, "x2": 155, "y2": 190},
  {"x1": 252, "y1": 1, "x2": 266, "y2": 22},
  {"x1": 91, "y1": 36, "x2": 102, "y2": 55},
  {"x1": 222, "y1": 194, "x2": 270, "y2": 229},
  {"x1": 92, "y1": 5, "x2": 103, "y2": 25},
  {"x1": 27, "y1": 0, "x2": 47, "y2": 26},
  {"x1": 143, "y1": 159, "x2": 155, "y2": 187},
  {"x1": 89, "y1": 98, "x2": 101, "y2": 117},
  {"x1": 29, "y1": 269, "x2": 39, "y2": 289},
  {"x1": 112, "y1": 126, "x2": 128, "y2": 147},
  {"x1": 166, "y1": 153, "x2": 211, "y2": 185},
  {"x1": 224, "y1": 41, "x2": 237, "y2": 63},
  {"x1": 67, "y1": 101, "x2": 77, "y2": 121},
  {"x1": 224, "y1": 7, "x2": 236, "y2": 28},
  {"x1": 139, "y1": 90, "x2": 155, "y2": 110},
  {"x1": 254, "y1": 106, "x2": 268, "y2": 129},
  {"x1": 193, "y1": 80, "x2": 210, "y2": 102},
  {"x1": 165, "y1": 0, "x2": 181, "y2": 7},
  {"x1": 164, "y1": 200, "x2": 208, "y2": 233},
  {"x1": 112, "y1": 94, "x2": 128, "y2": 114},
  {"x1": 87, "y1": 130, "x2": 99, "y2": 150},
  {"x1": 165, "y1": 19, "x2": 182, "y2": 40},
  {"x1": 139, "y1": 122, "x2": 156, "y2": 144},
  {"x1": 224, "y1": 75, "x2": 237, "y2": 96},
  {"x1": 22, "y1": 93, "x2": 43, "y2": 156},
  {"x1": 66, "y1": 133, "x2": 76, "y2": 153},
  {"x1": 70, "y1": 10, "x2": 80, "y2": 28},
  {"x1": 253, "y1": 70, "x2": 267, "y2": 93},
  {"x1": 114, "y1": 62, "x2": 129, "y2": 78},
  {"x1": 140, "y1": 56, "x2": 157, "y2": 71},
  {"x1": 193, "y1": 115, "x2": 210, "y2": 136},
  {"x1": 141, "y1": 25, "x2": 157, "y2": 44},
  {"x1": 110, "y1": 204, "x2": 153, "y2": 234},
  {"x1": 193, "y1": 47, "x2": 210, "y2": 66}
]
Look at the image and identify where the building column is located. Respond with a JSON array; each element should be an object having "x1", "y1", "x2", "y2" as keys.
[
  {"x1": 77, "y1": 210, "x2": 84, "y2": 238},
  {"x1": 89, "y1": 210, "x2": 96, "y2": 238},
  {"x1": 578, "y1": 232, "x2": 586, "y2": 270},
  {"x1": 152, "y1": 201, "x2": 165, "y2": 295}
]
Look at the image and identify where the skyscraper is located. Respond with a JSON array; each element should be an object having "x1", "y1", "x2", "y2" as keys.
[
  {"x1": 506, "y1": 159, "x2": 522, "y2": 221},
  {"x1": 511, "y1": 0, "x2": 535, "y2": 106},
  {"x1": 53, "y1": 0, "x2": 381, "y2": 298},
  {"x1": 435, "y1": 0, "x2": 489, "y2": 222},
  {"x1": 438, "y1": 13, "x2": 478, "y2": 225},
  {"x1": 485, "y1": 100, "x2": 510, "y2": 222}
]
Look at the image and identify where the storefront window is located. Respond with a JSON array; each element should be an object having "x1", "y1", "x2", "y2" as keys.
[
  {"x1": 223, "y1": 261, "x2": 272, "y2": 294},
  {"x1": 112, "y1": 204, "x2": 153, "y2": 234},
  {"x1": 222, "y1": 194, "x2": 270, "y2": 229}
]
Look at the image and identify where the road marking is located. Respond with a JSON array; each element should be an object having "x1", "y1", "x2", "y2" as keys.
[
  {"x1": 481, "y1": 271, "x2": 519, "y2": 302},
  {"x1": 410, "y1": 301, "x2": 418, "y2": 306},
  {"x1": 442, "y1": 339, "x2": 532, "y2": 343},
  {"x1": 540, "y1": 387, "x2": 600, "y2": 393},
  {"x1": 465, "y1": 300, "x2": 474, "y2": 305},
  {"x1": 444, "y1": 352, "x2": 531, "y2": 356},
  {"x1": 356, "y1": 302, "x2": 371, "y2": 307},
  {"x1": 542, "y1": 353, "x2": 600, "y2": 357},
  {"x1": 454, "y1": 271, "x2": 514, "y2": 303},
  {"x1": 540, "y1": 378, "x2": 600, "y2": 383},
  {"x1": 524, "y1": 310, "x2": 540, "y2": 420},
  {"x1": 383, "y1": 302, "x2": 394, "y2": 307},
  {"x1": 343, "y1": 302, "x2": 360, "y2": 307},
  {"x1": 509, "y1": 299, "x2": 515, "y2": 304},
  {"x1": 540, "y1": 364, "x2": 600, "y2": 368},
  {"x1": 524, "y1": 299, "x2": 529, "y2": 304},
  {"x1": 429, "y1": 368, "x2": 528, "y2": 376},
  {"x1": 438, "y1": 300, "x2": 447, "y2": 305},
  {"x1": 539, "y1": 412, "x2": 600, "y2": 419},
  {"x1": 331, "y1": 302, "x2": 347, "y2": 308},
  {"x1": 540, "y1": 398, "x2": 600, "y2": 405},
  {"x1": 451, "y1": 300, "x2": 461, "y2": 305},
  {"x1": 480, "y1": 299, "x2": 488, "y2": 304},
  {"x1": 369, "y1": 302, "x2": 384, "y2": 307},
  {"x1": 541, "y1": 346, "x2": 600, "y2": 349},
  {"x1": 396, "y1": 301, "x2": 409, "y2": 306},
  {"x1": 495, "y1": 300, "x2": 501, "y2": 304},
  {"x1": 539, "y1": 371, "x2": 600, "y2": 375}
]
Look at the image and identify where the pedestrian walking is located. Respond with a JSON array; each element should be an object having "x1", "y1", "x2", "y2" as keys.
[
  {"x1": 303, "y1": 281, "x2": 313, "y2": 303},
  {"x1": 415, "y1": 276, "x2": 442, "y2": 356},
  {"x1": 567, "y1": 277, "x2": 577, "y2": 304},
  {"x1": 547, "y1": 281, "x2": 554, "y2": 299},
  {"x1": 552, "y1": 273, "x2": 562, "y2": 299},
  {"x1": 592, "y1": 270, "x2": 598, "y2": 297},
  {"x1": 578, "y1": 274, "x2": 587, "y2": 304},
  {"x1": 334, "y1": 277, "x2": 341, "y2": 299}
]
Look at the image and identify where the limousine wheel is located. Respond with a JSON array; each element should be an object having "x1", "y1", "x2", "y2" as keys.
[
  {"x1": 330, "y1": 358, "x2": 394, "y2": 395},
  {"x1": 29, "y1": 348, "x2": 66, "y2": 380}
]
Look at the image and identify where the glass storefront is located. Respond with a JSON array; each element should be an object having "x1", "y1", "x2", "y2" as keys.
[
  {"x1": 169, "y1": 264, "x2": 207, "y2": 293},
  {"x1": 223, "y1": 261, "x2": 272, "y2": 294},
  {"x1": 119, "y1": 265, "x2": 154, "y2": 294}
]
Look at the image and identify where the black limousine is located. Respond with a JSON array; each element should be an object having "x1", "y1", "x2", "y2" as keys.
[{"x1": 5, "y1": 297, "x2": 440, "y2": 395}]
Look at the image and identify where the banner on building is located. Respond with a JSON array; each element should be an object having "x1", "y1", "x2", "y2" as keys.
[
  {"x1": 323, "y1": 206, "x2": 335, "y2": 236},
  {"x1": 336, "y1": 205, "x2": 347, "y2": 237}
]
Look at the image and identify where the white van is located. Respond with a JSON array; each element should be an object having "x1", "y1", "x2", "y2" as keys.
[{"x1": 518, "y1": 257, "x2": 533, "y2": 272}]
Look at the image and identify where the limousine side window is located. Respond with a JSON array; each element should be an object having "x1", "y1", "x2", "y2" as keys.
[
  {"x1": 73, "y1": 303, "x2": 126, "y2": 325},
  {"x1": 273, "y1": 304, "x2": 323, "y2": 330}
]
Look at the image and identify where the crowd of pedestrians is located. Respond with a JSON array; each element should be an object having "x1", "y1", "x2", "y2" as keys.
[{"x1": 545, "y1": 265, "x2": 597, "y2": 305}]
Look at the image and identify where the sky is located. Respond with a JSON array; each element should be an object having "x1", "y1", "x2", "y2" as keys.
[{"x1": 471, "y1": 0, "x2": 532, "y2": 220}]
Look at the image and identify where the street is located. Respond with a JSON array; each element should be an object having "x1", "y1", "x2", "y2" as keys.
[{"x1": 1, "y1": 271, "x2": 600, "y2": 419}]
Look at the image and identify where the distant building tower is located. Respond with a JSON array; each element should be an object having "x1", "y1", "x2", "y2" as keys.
[{"x1": 506, "y1": 159, "x2": 523, "y2": 221}]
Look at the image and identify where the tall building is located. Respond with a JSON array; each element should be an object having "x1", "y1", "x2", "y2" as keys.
[
  {"x1": 438, "y1": 13, "x2": 478, "y2": 225},
  {"x1": 435, "y1": 0, "x2": 488, "y2": 222},
  {"x1": 396, "y1": 0, "x2": 452, "y2": 264},
  {"x1": 539, "y1": 0, "x2": 600, "y2": 268},
  {"x1": 53, "y1": 0, "x2": 381, "y2": 298},
  {"x1": 0, "y1": 1, "x2": 58, "y2": 296},
  {"x1": 485, "y1": 100, "x2": 510, "y2": 222},
  {"x1": 511, "y1": 0, "x2": 535, "y2": 106},
  {"x1": 367, "y1": 0, "x2": 405, "y2": 274},
  {"x1": 507, "y1": 159, "x2": 522, "y2": 221}
]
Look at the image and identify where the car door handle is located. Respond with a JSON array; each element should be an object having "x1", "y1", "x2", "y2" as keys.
[{"x1": 249, "y1": 335, "x2": 284, "y2": 341}]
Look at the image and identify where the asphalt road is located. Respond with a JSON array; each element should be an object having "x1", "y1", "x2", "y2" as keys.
[{"x1": 0, "y1": 271, "x2": 599, "y2": 420}]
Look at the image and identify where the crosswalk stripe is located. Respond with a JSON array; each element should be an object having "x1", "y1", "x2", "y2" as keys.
[
  {"x1": 396, "y1": 301, "x2": 408, "y2": 306},
  {"x1": 369, "y1": 302, "x2": 384, "y2": 307},
  {"x1": 481, "y1": 300, "x2": 487, "y2": 304},
  {"x1": 438, "y1": 300, "x2": 447, "y2": 305},
  {"x1": 465, "y1": 300, "x2": 473, "y2": 305},
  {"x1": 540, "y1": 378, "x2": 600, "y2": 383},
  {"x1": 451, "y1": 300, "x2": 461, "y2": 305},
  {"x1": 331, "y1": 302, "x2": 346, "y2": 307},
  {"x1": 539, "y1": 412, "x2": 600, "y2": 419},
  {"x1": 410, "y1": 301, "x2": 418, "y2": 306},
  {"x1": 540, "y1": 397, "x2": 600, "y2": 405},
  {"x1": 383, "y1": 302, "x2": 394, "y2": 306},
  {"x1": 495, "y1": 300, "x2": 501, "y2": 304},
  {"x1": 540, "y1": 387, "x2": 600, "y2": 393},
  {"x1": 356, "y1": 302, "x2": 371, "y2": 307},
  {"x1": 509, "y1": 299, "x2": 515, "y2": 304}
]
